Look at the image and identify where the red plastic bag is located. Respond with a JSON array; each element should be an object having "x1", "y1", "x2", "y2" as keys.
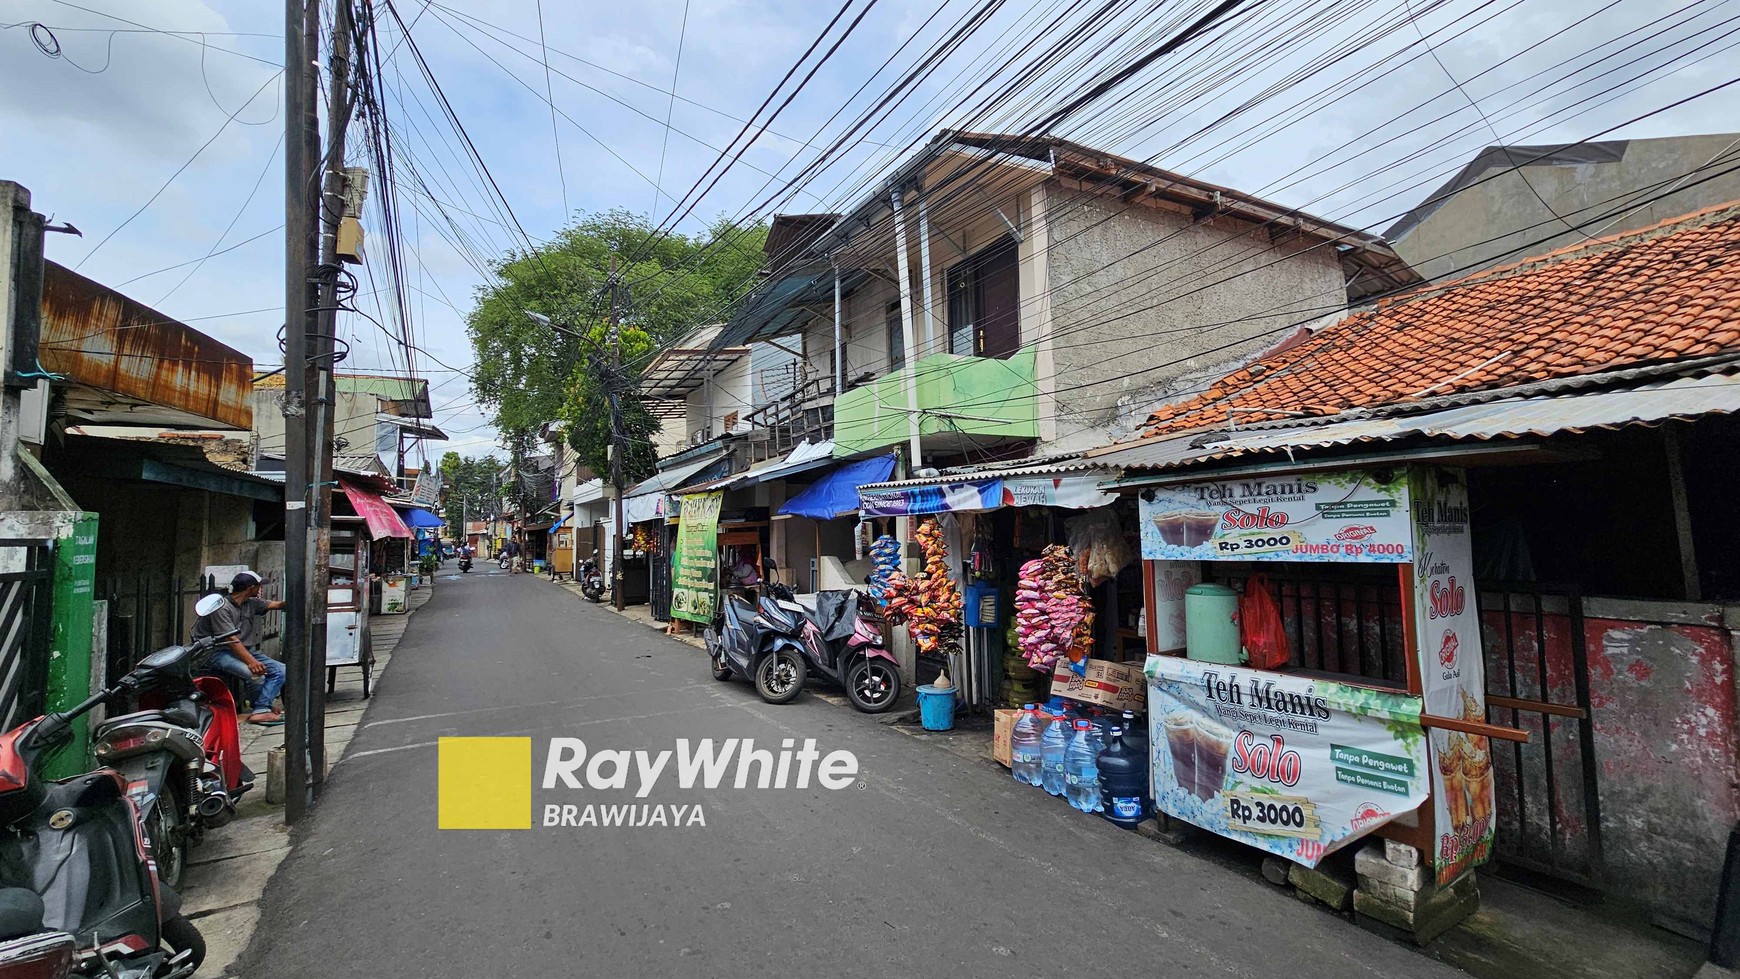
[{"x1": 1240, "y1": 574, "x2": 1291, "y2": 671}]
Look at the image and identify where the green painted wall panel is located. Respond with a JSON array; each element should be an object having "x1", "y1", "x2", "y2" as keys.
[{"x1": 833, "y1": 349, "x2": 1038, "y2": 456}]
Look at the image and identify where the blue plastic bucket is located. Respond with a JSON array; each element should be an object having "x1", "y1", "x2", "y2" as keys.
[{"x1": 916, "y1": 685, "x2": 957, "y2": 731}]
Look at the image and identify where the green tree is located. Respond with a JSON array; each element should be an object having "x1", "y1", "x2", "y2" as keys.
[
  {"x1": 438, "y1": 451, "x2": 504, "y2": 532},
  {"x1": 466, "y1": 210, "x2": 767, "y2": 482}
]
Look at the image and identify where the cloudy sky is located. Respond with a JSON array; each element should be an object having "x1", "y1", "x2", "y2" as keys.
[{"x1": 3, "y1": 0, "x2": 1735, "y2": 458}]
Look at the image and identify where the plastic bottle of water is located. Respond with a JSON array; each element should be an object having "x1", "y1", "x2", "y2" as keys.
[
  {"x1": 1040, "y1": 715, "x2": 1071, "y2": 796},
  {"x1": 1066, "y1": 720, "x2": 1102, "y2": 813},
  {"x1": 1011, "y1": 704, "x2": 1044, "y2": 786}
]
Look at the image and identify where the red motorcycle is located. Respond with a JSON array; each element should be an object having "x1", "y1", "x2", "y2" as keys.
[{"x1": 0, "y1": 638, "x2": 218, "y2": 978}]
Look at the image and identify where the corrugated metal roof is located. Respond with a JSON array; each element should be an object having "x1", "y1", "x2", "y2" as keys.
[
  {"x1": 857, "y1": 454, "x2": 1106, "y2": 492},
  {"x1": 1091, "y1": 370, "x2": 1740, "y2": 476},
  {"x1": 624, "y1": 450, "x2": 731, "y2": 500}
]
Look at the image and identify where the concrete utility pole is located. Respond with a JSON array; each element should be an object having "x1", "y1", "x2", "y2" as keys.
[
  {"x1": 281, "y1": 0, "x2": 320, "y2": 825},
  {"x1": 305, "y1": 0, "x2": 356, "y2": 790},
  {"x1": 608, "y1": 255, "x2": 627, "y2": 611}
]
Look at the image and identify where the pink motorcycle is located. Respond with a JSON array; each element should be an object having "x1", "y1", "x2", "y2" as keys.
[{"x1": 793, "y1": 591, "x2": 903, "y2": 713}]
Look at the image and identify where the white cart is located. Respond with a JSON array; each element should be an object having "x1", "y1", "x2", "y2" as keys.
[{"x1": 326, "y1": 525, "x2": 376, "y2": 698}]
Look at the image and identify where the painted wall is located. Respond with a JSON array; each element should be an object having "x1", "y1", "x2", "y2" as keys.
[
  {"x1": 1041, "y1": 185, "x2": 1346, "y2": 452},
  {"x1": 1477, "y1": 595, "x2": 1738, "y2": 938},
  {"x1": 681, "y1": 351, "x2": 754, "y2": 446},
  {"x1": 1394, "y1": 133, "x2": 1740, "y2": 282}
]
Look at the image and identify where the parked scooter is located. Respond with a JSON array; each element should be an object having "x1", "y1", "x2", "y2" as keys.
[
  {"x1": 0, "y1": 639, "x2": 220, "y2": 978},
  {"x1": 90, "y1": 594, "x2": 253, "y2": 890},
  {"x1": 703, "y1": 564, "x2": 808, "y2": 704},
  {"x1": 792, "y1": 590, "x2": 902, "y2": 713},
  {"x1": 578, "y1": 551, "x2": 605, "y2": 603}
]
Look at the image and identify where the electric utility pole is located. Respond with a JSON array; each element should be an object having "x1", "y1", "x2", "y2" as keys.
[
  {"x1": 306, "y1": 0, "x2": 356, "y2": 790},
  {"x1": 608, "y1": 255, "x2": 627, "y2": 611},
  {"x1": 282, "y1": 0, "x2": 321, "y2": 825}
]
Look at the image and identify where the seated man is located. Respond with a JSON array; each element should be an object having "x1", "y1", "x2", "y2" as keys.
[{"x1": 193, "y1": 570, "x2": 288, "y2": 726}]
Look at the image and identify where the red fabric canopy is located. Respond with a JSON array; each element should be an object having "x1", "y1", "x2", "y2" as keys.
[{"x1": 340, "y1": 480, "x2": 412, "y2": 539}]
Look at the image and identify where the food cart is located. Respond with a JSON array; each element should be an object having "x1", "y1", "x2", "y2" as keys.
[
  {"x1": 331, "y1": 477, "x2": 413, "y2": 698},
  {"x1": 1133, "y1": 465, "x2": 1528, "y2": 885}
]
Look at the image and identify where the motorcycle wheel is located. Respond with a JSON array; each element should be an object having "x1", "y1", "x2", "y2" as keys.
[
  {"x1": 160, "y1": 914, "x2": 205, "y2": 971},
  {"x1": 845, "y1": 657, "x2": 901, "y2": 713},
  {"x1": 755, "y1": 649, "x2": 806, "y2": 705},
  {"x1": 148, "y1": 797, "x2": 187, "y2": 891}
]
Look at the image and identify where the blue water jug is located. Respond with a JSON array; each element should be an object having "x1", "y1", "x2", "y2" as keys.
[
  {"x1": 1098, "y1": 726, "x2": 1148, "y2": 828},
  {"x1": 1011, "y1": 705, "x2": 1044, "y2": 786},
  {"x1": 1066, "y1": 720, "x2": 1102, "y2": 813},
  {"x1": 1120, "y1": 709, "x2": 1153, "y2": 809},
  {"x1": 1040, "y1": 716, "x2": 1070, "y2": 796}
]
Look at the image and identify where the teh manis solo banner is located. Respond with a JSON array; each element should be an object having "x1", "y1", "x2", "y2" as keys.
[
  {"x1": 1410, "y1": 467, "x2": 1495, "y2": 885},
  {"x1": 670, "y1": 491, "x2": 723, "y2": 625},
  {"x1": 1139, "y1": 469, "x2": 1412, "y2": 564},
  {"x1": 1146, "y1": 655, "x2": 1429, "y2": 868}
]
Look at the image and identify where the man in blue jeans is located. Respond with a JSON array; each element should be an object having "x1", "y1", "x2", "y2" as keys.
[{"x1": 193, "y1": 570, "x2": 288, "y2": 725}]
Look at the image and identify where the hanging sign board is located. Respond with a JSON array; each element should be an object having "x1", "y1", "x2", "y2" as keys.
[
  {"x1": 1139, "y1": 470, "x2": 1411, "y2": 563},
  {"x1": 1146, "y1": 655, "x2": 1429, "y2": 867},
  {"x1": 1410, "y1": 467, "x2": 1495, "y2": 885},
  {"x1": 670, "y1": 491, "x2": 723, "y2": 625}
]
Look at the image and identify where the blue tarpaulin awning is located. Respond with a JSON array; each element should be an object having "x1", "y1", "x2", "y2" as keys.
[
  {"x1": 778, "y1": 455, "x2": 897, "y2": 519},
  {"x1": 549, "y1": 513, "x2": 570, "y2": 532},
  {"x1": 397, "y1": 506, "x2": 445, "y2": 528}
]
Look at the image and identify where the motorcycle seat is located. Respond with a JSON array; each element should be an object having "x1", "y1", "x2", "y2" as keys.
[
  {"x1": 0, "y1": 888, "x2": 43, "y2": 941},
  {"x1": 94, "y1": 703, "x2": 199, "y2": 736}
]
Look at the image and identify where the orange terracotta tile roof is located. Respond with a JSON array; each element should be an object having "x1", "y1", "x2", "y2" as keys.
[{"x1": 1142, "y1": 201, "x2": 1740, "y2": 436}]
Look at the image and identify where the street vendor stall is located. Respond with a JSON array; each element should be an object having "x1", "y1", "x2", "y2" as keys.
[
  {"x1": 333, "y1": 477, "x2": 411, "y2": 698},
  {"x1": 1130, "y1": 464, "x2": 1526, "y2": 887}
]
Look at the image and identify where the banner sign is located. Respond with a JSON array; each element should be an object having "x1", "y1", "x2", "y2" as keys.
[
  {"x1": 859, "y1": 480, "x2": 1002, "y2": 517},
  {"x1": 670, "y1": 491, "x2": 723, "y2": 625},
  {"x1": 1139, "y1": 469, "x2": 1411, "y2": 563},
  {"x1": 1410, "y1": 467, "x2": 1494, "y2": 884},
  {"x1": 1146, "y1": 655, "x2": 1429, "y2": 867},
  {"x1": 411, "y1": 470, "x2": 441, "y2": 508},
  {"x1": 1000, "y1": 474, "x2": 1116, "y2": 510}
]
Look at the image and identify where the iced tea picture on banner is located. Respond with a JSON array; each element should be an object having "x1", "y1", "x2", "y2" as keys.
[
  {"x1": 1410, "y1": 468, "x2": 1494, "y2": 885},
  {"x1": 1139, "y1": 469, "x2": 1412, "y2": 563},
  {"x1": 1146, "y1": 656, "x2": 1429, "y2": 867}
]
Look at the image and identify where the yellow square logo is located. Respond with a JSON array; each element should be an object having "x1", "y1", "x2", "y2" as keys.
[{"x1": 438, "y1": 737, "x2": 532, "y2": 830}]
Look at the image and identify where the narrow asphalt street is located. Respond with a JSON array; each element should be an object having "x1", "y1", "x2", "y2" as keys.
[{"x1": 238, "y1": 572, "x2": 1462, "y2": 979}]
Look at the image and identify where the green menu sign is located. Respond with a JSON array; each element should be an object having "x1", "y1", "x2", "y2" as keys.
[{"x1": 670, "y1": 492, "x2": 722, "y2": 625}]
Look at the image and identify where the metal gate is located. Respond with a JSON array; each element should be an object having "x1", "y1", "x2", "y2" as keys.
[
  {"x1": 649, "y1": 524, "x2": 673, "y2": 623},
  {"x1": 98, "y1": 572, "x2": 213, "y2": 680},
  {"x1": 0, "y1": 540, "x2": 56, "y2": 732},
  {"x1": 1480, "y1": 581, "x2": 1604, "y2": 893}
]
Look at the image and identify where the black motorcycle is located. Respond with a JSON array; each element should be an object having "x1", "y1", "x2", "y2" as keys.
[
  {"x1": 458, "y1": 554, "x2": 473, "y2": 573},
  {"x1": 0, "y1": 638, "x2": 225, "y2": 977},
  {"x1": 578, "y1": 551, "x2": 605, "y2": 603},
  {"x1": 703, "y1": 567, "x2": 808, "y2": 704}
]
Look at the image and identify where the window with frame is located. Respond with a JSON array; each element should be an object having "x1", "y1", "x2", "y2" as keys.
[{"x1": 946, "y1": 235, "x2": 1021, "y2": 359}]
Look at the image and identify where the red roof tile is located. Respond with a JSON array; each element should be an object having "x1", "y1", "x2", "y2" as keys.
[{"x1": 1141, "y1": 201, "x2": 1740, "y2": 436}]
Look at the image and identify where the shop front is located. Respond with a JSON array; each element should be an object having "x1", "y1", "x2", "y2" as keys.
[
  {"x1": 857, "y1": 462, "x2": 1137, "y2": 710},
  {"x1": 1125, "y1": 463, "x2": 1529, "y2": 928}
]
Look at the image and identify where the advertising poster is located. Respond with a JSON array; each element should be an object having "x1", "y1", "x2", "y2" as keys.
[
  {"x1": 1146, "y1": 655, "x2": 1429, "y2": 867},
  {"x1": 1139, "y1": 469, "x2": 1412, "y2": 564},
  {"x1": 859, "y1": 480, "x2": 1002, "y2": 517},
  {"x1": 1410, "y1": 468, "x2": 1495, "y2": 884},
  {"x1": 670, "y1": 491, "x2": 723, "y2": 625}
]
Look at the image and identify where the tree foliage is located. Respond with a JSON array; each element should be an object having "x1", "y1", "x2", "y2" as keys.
[
  {"x1": 466, "y1": 210, "x2": 768, "y2": 481},
  {"x1": 438, "y1": 450, "x2": 504, "y2": 532}
]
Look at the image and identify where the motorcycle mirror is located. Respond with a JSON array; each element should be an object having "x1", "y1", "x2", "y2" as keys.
[{"x1": 195, "y1": 593, "x2": 226, "y2": 617}]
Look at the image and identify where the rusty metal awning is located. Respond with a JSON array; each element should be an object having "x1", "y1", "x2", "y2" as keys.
[{"x1": 37, "y1": 262, "x2": 253, "y2": 430}]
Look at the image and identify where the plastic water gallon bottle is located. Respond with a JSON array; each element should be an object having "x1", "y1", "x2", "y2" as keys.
[
  {"x1": 1066, "y1": 720, "x2": 1103, "y2": 813},
  {"x1": 1098, "y1": 726, "x2": 1148, "y2": 829},
  {"x1": 1011, "y1": 705, "x2": 1044, "y2": 786},
  {"x1": 1120, "y1": 709, "x2": 1152, "y2": 809},
  {"x1": 1040, "y1": 715, "x2": 1071, "y2": 797}
]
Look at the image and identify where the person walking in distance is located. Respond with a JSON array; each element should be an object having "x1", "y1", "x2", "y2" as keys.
[
  {"x1": 193, "y1": 570, "x2": 289, "y2": 726},
  {"x1": 505, "y1": 536, "x2": 522, "y2": 574}
]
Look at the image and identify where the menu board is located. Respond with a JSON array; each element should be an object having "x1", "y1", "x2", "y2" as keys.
[{"x1": 670, "y1": 491, "x2": 723, "y2": 624}]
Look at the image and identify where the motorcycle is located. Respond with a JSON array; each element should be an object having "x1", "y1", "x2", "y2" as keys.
[
  {"x1": 498, "y1": 553, "x2": 511, "y2": 570},
  {"x1": 578, "y1": 551, "x2": 605, "y2": 603},
  {"x1": 90, "y1": 595, "x2": 253, "y2": 890},
  {"x1": 0, "y1": 639, "x2": 221, "y2": 978},
  {"x1": 458, "y1": 554, "x2": 473, "y2": 573},
  {"x1": 703, "y1": 565, "x2": 808, "y2": 705},
  {"x1": 792, "y1": 590, "x2": 902, "y2": 713}
]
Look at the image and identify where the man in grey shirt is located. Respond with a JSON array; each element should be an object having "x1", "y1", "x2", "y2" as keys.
[{"x1": 192, "y1": 570, "x2": 287, "y2": 724}]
